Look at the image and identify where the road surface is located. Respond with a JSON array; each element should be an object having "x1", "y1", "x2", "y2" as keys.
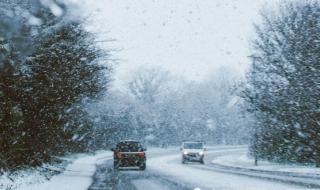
[{"x1": 89, "y1": 146, "x2": 320, "y2": 190}]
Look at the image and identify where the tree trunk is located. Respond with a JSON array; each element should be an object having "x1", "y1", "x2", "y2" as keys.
[{"x1": 254, "y1": 156, "x2": 258, "y2": 166}]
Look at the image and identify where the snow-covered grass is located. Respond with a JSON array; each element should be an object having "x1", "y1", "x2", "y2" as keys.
[
  {"x1": 0, "y1": 160, "x2": 70, "y2": 190},
  {"x1": 0, "y1": 151, "x2": 112, "y2": 190},
  {"x1": 211, "y1": 150, "x2": 320, "y2": 175}
]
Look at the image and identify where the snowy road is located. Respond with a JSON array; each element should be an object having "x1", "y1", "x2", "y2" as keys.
[{"x1": 89, "y1": 147, "x2": 319, "y2": 190}]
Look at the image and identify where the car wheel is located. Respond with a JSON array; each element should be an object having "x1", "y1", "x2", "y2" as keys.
[
  {"x1": 182, "y1": 159, "x2": 186, "y2": 164},
  {"x1": 200, "y1": 159, "x2": 204, "y2": 164},
  {"x1": 139, "y1": 163, "x2": 146, "y2": 170}
]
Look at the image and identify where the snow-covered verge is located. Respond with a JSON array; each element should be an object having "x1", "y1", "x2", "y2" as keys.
[
  {"x1": 211, "y1": 150, "x2": 320, "y2": 175},
  {"x1": 147, "y1": 148, "x2": 306, "y2": 190},
  {"x1": 0, "y1": 151, "x2": 112, "y2": 190}
]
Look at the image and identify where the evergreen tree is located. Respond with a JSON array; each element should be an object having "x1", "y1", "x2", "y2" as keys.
[
  {"x1": 0, "y1": 1, "x2": 112, "y2": 169},
  {"x1": 245, "y1": 0, "x2": 320, "y2": 166}
]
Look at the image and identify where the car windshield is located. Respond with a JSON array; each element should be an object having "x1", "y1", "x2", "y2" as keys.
[
  {"x1": 183, "y1": 142, "x2": 203, "y2": 149},
  {"x1": 116, "y1": 142, "x2": 143, "y2": 152}
]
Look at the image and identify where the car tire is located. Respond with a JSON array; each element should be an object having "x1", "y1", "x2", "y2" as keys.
[
  {"x1": 139, "y1": 163, "x2": 146, "y2": 170},
  {"x1": 182, "y1": 159, "x2": 186, "y2": 164},
  {"x1": 200, "y1": 159, "x2": 204, "y2": 164}
]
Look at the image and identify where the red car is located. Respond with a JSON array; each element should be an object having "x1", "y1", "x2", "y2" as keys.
[{"x1": 111, "y1": 140, "x2": 147, "y2": 170}]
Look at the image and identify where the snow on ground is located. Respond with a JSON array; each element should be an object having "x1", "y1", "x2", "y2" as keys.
[
  {"x1": 131, "y1": 179, "x2": 171, "y2": 190},
  {"x1": 0, "y1": 151, "x2": 112, "y2": 190},
  {"x1": 3, "y1": 146, "x2": 319, "y2": 190},
  {"x1": 211, "y1": 150, "x2": 320, "y2": 175},
  {"x1": 148, "y1": 148, "x2": 305, "y2": 190}
]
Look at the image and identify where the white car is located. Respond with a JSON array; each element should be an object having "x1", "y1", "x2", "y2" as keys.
[{"x1": 181, "y1": 141, "x2": 205, "y2": 164}]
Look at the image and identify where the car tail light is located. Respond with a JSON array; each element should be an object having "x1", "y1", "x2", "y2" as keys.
[
  {"x1": 116, "y1": 152, "x2": 123, "y2": 159},
  {"x1": 137, "y1": 152, "x2": 145, "y2": 158}
]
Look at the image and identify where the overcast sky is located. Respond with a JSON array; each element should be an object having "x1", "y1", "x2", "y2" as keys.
[{"x1": 77, "y1": 0, "x2": 278, "y2": 89}]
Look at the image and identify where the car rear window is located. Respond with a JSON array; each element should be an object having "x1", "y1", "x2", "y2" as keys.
[{"x1": 116, "y1": 142, "x2": 143, "y2": 152}]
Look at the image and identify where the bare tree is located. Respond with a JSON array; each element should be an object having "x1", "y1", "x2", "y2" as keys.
[{"x1": 128, "y1": 67, "x2": 171, "y2": 104}]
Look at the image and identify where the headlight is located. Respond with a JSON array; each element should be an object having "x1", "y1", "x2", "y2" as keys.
[
  {"x1": 183, "y1": 151, "x2": 188, "y2": 155},
  {"x1": 198, "y1": 151, "x2": 204, "y2": 155}
]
